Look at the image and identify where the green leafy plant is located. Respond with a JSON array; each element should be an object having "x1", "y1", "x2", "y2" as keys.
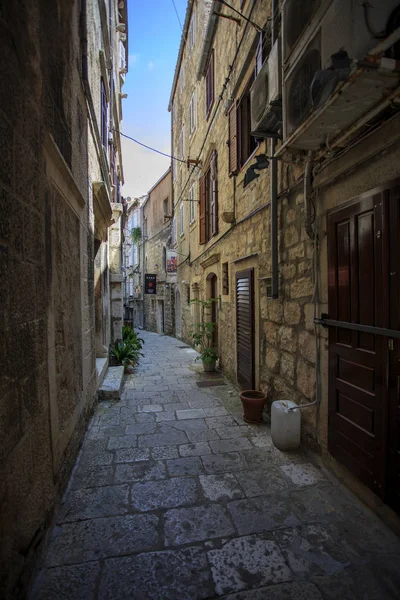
[
  {"x1": 130, "y1": 226, "x2": 142, "y2": 245},
  {"x1": 110, "y1": 326, "x2": 145, "y2": 369},
  {"x1": 110, "y1": 340, "x2": 139, "y2": 368},
  {"x1": 190, "y1": 298, "x2": 219, "y2": 365}
]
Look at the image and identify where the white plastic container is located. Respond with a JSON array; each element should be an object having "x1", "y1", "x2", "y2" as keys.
[{"x1": 271, "y1": 400, "x2": 301, "y2": 450}]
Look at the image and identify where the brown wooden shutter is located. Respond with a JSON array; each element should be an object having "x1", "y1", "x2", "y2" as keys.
[
  {"x1": 211, "y1": 151, "x2": 218, "y2": 236},
  {"x1": 228, "y1": 102, "x2": 238, "y2": 175},
  {"x1": 210, "y1": 50, "x2": 215, "y2": 107},
  {"x1": 199, "y1": 174, "x2": 206, "y2": 245}
]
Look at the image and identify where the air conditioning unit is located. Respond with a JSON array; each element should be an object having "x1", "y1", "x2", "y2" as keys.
[
  {"x1": 250, "y1": 39, "x2": 282, "y2": 138},
  {"x1": 281, "y1": 0, "x2": 400, "y2": 150}
]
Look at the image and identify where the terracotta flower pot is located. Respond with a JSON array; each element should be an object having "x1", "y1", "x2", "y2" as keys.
[
  {"x1": 240, "y1": 390, "x2": 267, "y2": 424},
  {"x1": 202, "y1": 359, "x2": 216, "y2": 372}
]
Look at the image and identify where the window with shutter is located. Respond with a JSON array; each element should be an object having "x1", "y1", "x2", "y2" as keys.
[
  {"x1": 180, "y1": 203, "x2": 184, "y2": 236},
  {"x1": 238, "y1": 76, "x2": 258, "y2": 168},
  {"x1": 228, "y1": 102, "x2": 238, "y2": 176},
  {"x1": 199, "y1": 175, "x2": 206, "y2": 245},
  {"x1": 256, "y1": 31, "x2": 269, "y2": 75},
  {"x1": 189, "y1": 91, "x2": 196, "y2": 134},
  {"x1": 179, "y1": 125, "x2": 185, "y2": 160},
  {"x1": 189, "y1": 182, "x2": 196, "y2": 223},
  {"x1": 199, "y1": 150, "x2": 218, "y2": 244},
  {"x1": 210, "y1": 151, "x2": 218, "y2": 236},
  {"x1": 205, "y1": 50, "x2": 215, "y2": 118},
  {"x1": 101, "y1": 79, "x2": 108, "y2": 148}
]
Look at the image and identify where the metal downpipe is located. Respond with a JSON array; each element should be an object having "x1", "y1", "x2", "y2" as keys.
[
  {"x1": 270, "y1": 137, "x2": 278, "y2": 298},
  {"x1": 270, "y1": 0, "x2": 279, "y2": 299}
]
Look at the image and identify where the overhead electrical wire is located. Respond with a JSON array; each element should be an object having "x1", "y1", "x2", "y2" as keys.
[
  {"x1": 114, "y1": 129, "x2": 187, "y2": 164},
  {"x1": 117, "y1": 2, "x2": 259, "y2": 212},
  {"x1": 170, "y1": 0, "x2": 200, "y2": 86},
  {"x1": 171, "y1": 0, "x2": 183, "y2": 30}
]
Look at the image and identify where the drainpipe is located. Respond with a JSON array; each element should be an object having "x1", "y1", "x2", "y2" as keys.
[
  {"x1": 270, "y1": 0, "x2": 279, "y2": 298},
  {"x1": 304, "y1": 153, "x2": 314, "y2": 238},
  {"x1": 141, "y1": 202, "x2": 146, "y2": 329},
  {"x1": 270, "y1": 138, "x2": 278, "y2": 298}
]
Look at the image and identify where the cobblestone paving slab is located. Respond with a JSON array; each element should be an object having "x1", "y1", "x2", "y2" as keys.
[
  {"x1": 33, "y1": 331, "x2": 400, "y2": 600},
  {"x1": 207, "y1": 534, "x2": 292, "y2": 595},
  {"x1": 57, "y1": 485, "x2": 129, "y2": 523},
  {"x1": 221, "y1": 581, "x2": 324, "y2": 600},
  {"x1": 31, "y1": 562, "x2": 101, "y2": 600},
  {"x1": 164, "y1": 504, "x2": 235, "y2": 546},
  {"x1": 98, "y1": 546, "x2": 213, "y2": 600},
  {"x1": 199, "y1": 473, "x2": 244, "y2": 501},
  {"x1": 130, "y1": 477, "x2": 200, "y2": 511},
  {"x1": 44, "y1": 514, "x2": 160, "y2": 566}
]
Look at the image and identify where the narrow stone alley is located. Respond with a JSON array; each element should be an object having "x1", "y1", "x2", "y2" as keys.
[{"x1": 32, "y1": 332, "x2": 400, "y2": 600}]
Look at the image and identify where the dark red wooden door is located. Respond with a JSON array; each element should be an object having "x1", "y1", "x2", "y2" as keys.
[
  {"x1": 327, "y1": 180, "x2": 400, "y2": 511},
  {"x1": 387, "y1": 186, "x2": 400, "y2": 512},
  {"x1": 236, "y1": 269, "x2": 255, "y2": 390}
]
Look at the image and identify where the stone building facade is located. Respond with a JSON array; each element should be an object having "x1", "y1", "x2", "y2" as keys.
[
  {"x1": 170, "y1": 0, "x2": 400, "y2": 517},
  {"x1": 142, "y1": 169, "x2": 176, "y2": 336},
  {"x1": 0, "y1": 0, "x2": 128, "y2": 596},
  {"x1": 122, "y1": 196, "x2": 146, "y2": 328}
]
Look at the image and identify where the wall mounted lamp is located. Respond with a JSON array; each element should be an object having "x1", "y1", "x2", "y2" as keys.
[{"x1": 243, "y1": 154, "x2": 270, "y2": 187}]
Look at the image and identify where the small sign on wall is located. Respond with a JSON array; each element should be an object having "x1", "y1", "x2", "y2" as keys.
[
  {"x1": 145, "y1": 274, "x2": 157, "y2": 294},
  {"x1": 166, "y1": 250, "x2": 178, "y2": 273}
]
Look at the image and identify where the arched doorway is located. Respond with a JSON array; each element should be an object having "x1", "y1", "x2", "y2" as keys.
[
  {"x1": 206, "y1": 273, "x2": 218, "y2": 348},
  {"x1": 175, "y1": 289, "x2": 182, "y2": 338}
]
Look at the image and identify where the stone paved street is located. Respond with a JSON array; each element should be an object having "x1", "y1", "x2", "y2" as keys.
[{"x1": 32, "y1": 332, "x2": 400, "y2": 599}]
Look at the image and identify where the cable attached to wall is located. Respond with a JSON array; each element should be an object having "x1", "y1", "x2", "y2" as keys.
[
  {"x1": 113, "y1": 129, "x2": 187, "y2": 164},
  {"x1": 173, "y1": 0, "x2": 259, "y2": 209}
]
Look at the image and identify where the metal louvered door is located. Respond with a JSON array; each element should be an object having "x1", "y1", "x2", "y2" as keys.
[{"x1": 236, "y1": 269, "x2": 255, "y2": 390}]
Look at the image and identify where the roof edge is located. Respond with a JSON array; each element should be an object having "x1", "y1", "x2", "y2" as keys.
[
  {"x1": 168, "y1": 0, "x2": 195, "y2": 111},
  {"x1": 147, "y1": 167, "x2": 172, "y2": 196},
  {"x1": 197, "y1": 0, "x2": 221, "y2": 79}
]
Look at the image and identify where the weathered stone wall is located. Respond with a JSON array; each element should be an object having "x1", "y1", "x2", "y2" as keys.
[
  {"x1": 172, "y1": 0, "x2": 317, "y2": 444},
  {"x1": 170, "y1": 0, "x2": 400, "y2": 512},
  {"x1": 0, "y1": 0, "x2": 126, "y2": 595},
  {"x1": 143, "y1": 171, "x2": 176, "y2": 335}
]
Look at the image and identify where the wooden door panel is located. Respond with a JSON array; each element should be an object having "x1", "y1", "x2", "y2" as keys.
[
  {"x1": 328, "y1": 195, "x2": 386, "y2": 496},
  {"x1": 236, "y1": 269, "x2": 254, "y2": 390},
  {"x1": 388, "y1": 187, "x2": 400, "y2": 512}
]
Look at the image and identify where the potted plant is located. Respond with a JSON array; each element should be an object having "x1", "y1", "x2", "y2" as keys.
[
  {"x1": 109, "y1": 326, "x2": 144, "y2": 372},
  {"x1": 190, "y1": 298, "x2": 218, "y2": 372},
  {"x1": 240, "y1": 390, "x2": 267, "y2": 424}
]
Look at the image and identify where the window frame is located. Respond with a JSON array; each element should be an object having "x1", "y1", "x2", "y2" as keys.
[
  {"x1": 179, "y1": 62, "x2": 185, "y2": 93},
  {"x1": 100, "y1": 78, "x2": 108, "y2": 148},
  {"x1": 237, "y1": 75, "x2": 258, "y2": 170},
  {"x1": 179, "y1": 125, "x2": 185, "y2": 160},
  {"x1": 199, "y1": 150, "x2": 218, "y2": 245},
  {"x1": 179, "y1": 202, "x2": 185, "y2": 236},
  {"x1": 189, "y1": 90, "x2": 197, "y2": 134},
  {"x1": 189, "y1": 182, "x2": 196, "y2": 224},
  {"x1": 163, "y1": 197, "x2": 169, "y2": 218},
  {"x1": 188, "y1": 10, "x2": 196, "y2": 52},
  {"x1": 205, "y1": 50, "x2": 215, "y2": 119}
]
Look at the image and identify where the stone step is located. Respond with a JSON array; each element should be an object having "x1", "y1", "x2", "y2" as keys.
[
  {"x1": 96, "y1": 357, "x2": 109, "y2": 388},
  {"x1": 98, "y1": 366, "x2": 124, "y2": 401}
]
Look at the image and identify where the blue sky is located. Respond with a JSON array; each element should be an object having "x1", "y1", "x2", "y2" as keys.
[{"x1": 121, "y1": 0, "x2": 188, "y2": 198}]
